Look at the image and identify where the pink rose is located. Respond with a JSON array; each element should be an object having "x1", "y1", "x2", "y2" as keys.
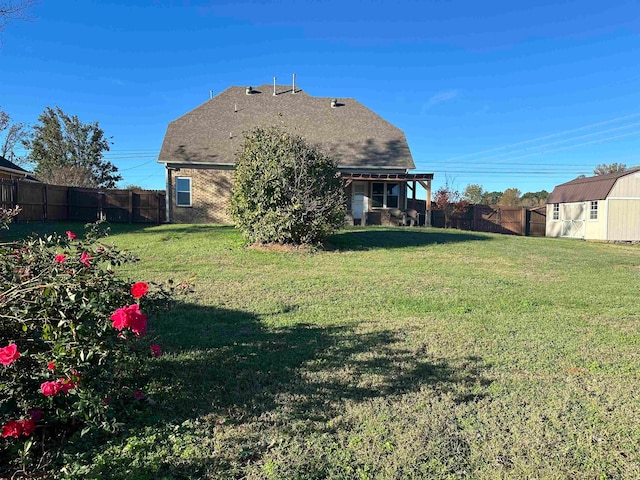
[
  {"x1": 55, "y1": 254, "x2": 67, "y2": 263},
  {"x1": 66, "y1": 230, "x2": 77, "y2": 240},
  {"x1": 41, "y1": 380, "x2": 61, "y2": 397},
  {"x1": 150, "y1": 344, "x2": 162, "y2": 357},
  {"x1": 133, "y1": 390, "x2": 145, "y2": 400},
  {"x1": 79, "y1": 252, "x2": 91, "y2": 267},
  {"x1": 1, "y1": 420, "x2": 21, "y2": 438},
  {"x1": 131, "y1": 282, "x2": 149, "y2": 299},
  {"x1": 0, "y1": 343, "x2": 20, "y2": 366}
]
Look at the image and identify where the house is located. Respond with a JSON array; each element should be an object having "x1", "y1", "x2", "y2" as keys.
[
  {"x1": 0, "y1": 155, "x2": 37, "y2": 181},
  {"x1": 158, "y1": 79, "x2": 433, "y2": 225},
  {"x1": 546, "y1": 167, "x2": 640, "y2": 240}
]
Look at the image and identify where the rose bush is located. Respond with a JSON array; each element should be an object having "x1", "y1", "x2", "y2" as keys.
[{"x1": 0, "y1": 218, "x2": 184, "y2": 477}]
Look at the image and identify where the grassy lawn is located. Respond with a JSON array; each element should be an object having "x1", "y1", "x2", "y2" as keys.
[{"x1": 3, "y1": 222, "x2": 640, "y2": 479}]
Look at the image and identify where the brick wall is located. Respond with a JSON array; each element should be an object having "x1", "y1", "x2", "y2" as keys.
[{"x1": 170, "y1": 167, "x2": 234, "y2": 224}]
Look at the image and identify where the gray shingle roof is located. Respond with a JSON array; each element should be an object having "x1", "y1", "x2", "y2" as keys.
[
  {"x1": 547, "y1": 167, "x2": 640, "y2": 203},
  {"x1": 158, "y1": 85, "x2": 415, "y2": 170},
  {"x1": 0, "y1": 155, "x2": 30, "y2": 174}
]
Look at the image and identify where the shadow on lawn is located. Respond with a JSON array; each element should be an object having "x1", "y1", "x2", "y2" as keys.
[
  {"x1": 88, "y1": 303, "x2": 491, "y2": 478},
  {"x1": 327, "y1": 228, "x2": 492, "y2": 250}
]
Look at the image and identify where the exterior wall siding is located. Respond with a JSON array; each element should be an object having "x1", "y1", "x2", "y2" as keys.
[
  {"x1": 608, "y1": 171, "x2": 640, "y2": 197},
  {"x1": 170, "y1": 167, "x2": 234, "y2": 224},
  {"x1": 607, "y1": 199, "x2": 640, "y2": 241}
]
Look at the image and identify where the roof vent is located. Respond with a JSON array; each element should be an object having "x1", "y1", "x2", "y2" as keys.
[
  {"x1": 273, "y1": 76, "x2": 277, "y2": 96},
  {"x1": 292, "y1": 73, "x2": 297, "y2": 94},
  {"x1": 331, "y1": 99, "x2": 338, "y2": 108},
  {"x1": 246, "y1": 86, "x2": 253, "y2": 95}
]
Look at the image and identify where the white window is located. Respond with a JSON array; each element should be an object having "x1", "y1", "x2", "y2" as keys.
[
  {"x1": 175, "y1": 177, "x2": 192, "y2": 207},
  {"x1": 552, "y1": 204, "x2": 559, "y2": 220},
  {"x1": 371, "y1": 182, "x2": 399, "y2": 209},
  {"x1": 589, "y1": 201, "x2": 598, "y2": 220}
]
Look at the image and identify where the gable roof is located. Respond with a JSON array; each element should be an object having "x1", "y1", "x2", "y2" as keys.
[
  {"x1": 547, "y1": 167, "x2": 640, "y2": 204},
  {"x1": 0, "y1": 155, "x2": 30, "y2": 175},
  {"x1": 158, "y1": 84, "x2": 415, "y2": 170}
]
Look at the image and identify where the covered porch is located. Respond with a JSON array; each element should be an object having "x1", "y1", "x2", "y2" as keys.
[{"x1": 341, "y1": 172, "x2": 434, "y2": 226}]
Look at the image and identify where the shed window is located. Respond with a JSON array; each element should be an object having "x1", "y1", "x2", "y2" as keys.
[
  {"x1": 176, "y1": 177, "x2": 192, "y2": 207},
  {"x1": 552, "y1": 204, "x2": 559, "y2": 220},
  {"x1": 371, "y1": 182, "x2": 399, "y2": 209},
  {"x1": 589, "y1": 201, "x2": 598, "y2": 220}
]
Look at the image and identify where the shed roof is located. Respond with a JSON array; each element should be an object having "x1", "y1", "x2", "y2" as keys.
[
  {"x1": 547, "y1": 167, "x2": 640, "y2": 204},
  {"x1": 158, "y1": 84, "x2": 415, "y2": 170}
]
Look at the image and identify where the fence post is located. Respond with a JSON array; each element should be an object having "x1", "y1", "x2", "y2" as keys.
[
  {"x1": 43, "y1": 184, "x2": 48, "y2": 221},
  {"x1": 129, "y1": 190, "x2": 133, "y2": 224}
]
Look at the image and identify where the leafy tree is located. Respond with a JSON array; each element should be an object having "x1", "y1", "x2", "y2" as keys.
[
  {"x1": 593, "y1": 163, "x2": 627, "y2": 176},
  {"x1": 498, "y1": 188, "x2": 521, "y2": 207},
  {"x1": 229, "y1": 127, "x2": 346, "y2": 245},
  {"x1": 23, "y1": 106, "x2": 121, "y2": 188},
  {"x1": 433, "y1": 185, "x2": 468, "y2": 228},
  {"x1": 481, "y1": 191, "x2": 502, "y2": 206},
  {"x1": 521, "y1": 190, "x2": 550, "y2": 207},
  {"x1": 462, "y1": 183, "x2": 484, "y2": 204},
  {"x1": 0, "y1": 107, "x2": 29, "y2": 164}
]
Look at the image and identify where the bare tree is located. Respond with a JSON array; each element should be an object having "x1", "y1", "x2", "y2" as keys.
[
  {"x1": 593, "y1": 163, "x2": 627, "y2": 176},
  {"x1": 0, "y1": 0, "x2": 36, "y2": 32},
  {"x1": 0, "y1": 107, "x2": 30, "y2": 163}
]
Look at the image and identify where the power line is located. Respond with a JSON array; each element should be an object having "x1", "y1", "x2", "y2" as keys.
[{"x1": 439, "y1": 113, "x2": 640, "y2": 163}]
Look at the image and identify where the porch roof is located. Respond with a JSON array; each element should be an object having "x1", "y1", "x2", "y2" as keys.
[{"x1": 341, "y1": 172, "x2": 433, "y2": 182}]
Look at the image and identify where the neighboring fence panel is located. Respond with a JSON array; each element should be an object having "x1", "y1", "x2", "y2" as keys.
[
  {"x1": 527, "y1": 208, "x2": 546, "y2": 237},
  {"x1": 433, "y1": 205, "x2": 543, "y2": 236},
  {"x1": 1, "y1": 179, "x2": 165, "y2": 224},
  {"x1": 46, "y1": 185, "x2": 69, "y2": 221}
]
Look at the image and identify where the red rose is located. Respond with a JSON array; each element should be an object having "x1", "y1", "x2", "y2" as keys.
[
  {"x1": 127, "y1": 305, "x2": 147, "y2": 336},
  {"x1": 150, "y1": 344, "x2": 162, "y2": 357},
  {"x1": 28, "y1": 409, "x2": 43, "y2": 422},
  {"x1": 111, "y1": 307, "x2": 129, "y2": 330},
  {"x1": 110, "y1": 304, "x2": 146, "y2": 336},
  {"x1": 131, "y1": 282, "x2": 149, "y2": 299},
  {"x1": 66, "y1": 230, "x2": 77, "y2": 240},
  {"x1": 19, "y1": 418, "x2": 35, "y2": 437},
  {"x1": 55, "y1": 254, "x2": 67, "y2": 263},
  {"x1": 47, "y1": 361, "x2": 55, "y2": 371},
  {"x1": 133, "y1": 390, "x2": 145, "y2": 400},
  {"x1": 41, "y1": 380, "x2": 61, "y2": 397},
  {"x1": 1, "y1": 420, "x2": 21, "y2": 438},
  {"x1": 0, "y1": 343, "x2": 20, "y2": 366},
  {"x1": 79, "y1": 252, "x2": 91, "y2": 267},
  {"x1": 58, "y1": 378, "x2": 76, "y2": 394}
]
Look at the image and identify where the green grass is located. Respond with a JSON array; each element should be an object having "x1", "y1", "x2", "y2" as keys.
[{"x1": 4, "y1": 222, "x2": 640, "y2": 479}]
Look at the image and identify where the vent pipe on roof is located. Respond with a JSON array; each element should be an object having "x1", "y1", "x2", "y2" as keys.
[
  {"x1": 292, "y1": 73, "x2": 297, "y2": 94},
  {"x1": 273, "y1": 76, "x2": 277, "y2": 96},
  {"x1": 209, "y1": 90, "x2": 213, "y2": 99},
  {"x1": 331, "y1": 99, "x2": 338, "y2": 108},
  {"x1": 234, "y1": 103, "x2": 237, "y2": 113},
  {"x1": 246, "y1": 86, "x2": 253, "y2": 95}
]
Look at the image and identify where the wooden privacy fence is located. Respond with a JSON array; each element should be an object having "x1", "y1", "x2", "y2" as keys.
[
  {"x1": 432, "y1": 205, "x2": 547, "y2": 236},
  {"x1": 0, "y1": 179, "x2": 166, "y2": 224}
]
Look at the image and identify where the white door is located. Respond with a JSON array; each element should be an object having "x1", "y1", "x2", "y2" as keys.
[
  {"x1": 351, "y1": 182, "x2": 368, "y2": 222},
  {"x1": 561, "y1": 203, "x2": 585, "y2": 239}
]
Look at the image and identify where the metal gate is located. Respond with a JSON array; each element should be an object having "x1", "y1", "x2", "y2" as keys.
[{"x1": 561, "y1": 203, "x2": 585, "y2": 238}]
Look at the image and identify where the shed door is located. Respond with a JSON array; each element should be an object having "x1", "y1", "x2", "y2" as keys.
[{"x1": 561, "y1": 203, "x2": 585, "y2": 239}]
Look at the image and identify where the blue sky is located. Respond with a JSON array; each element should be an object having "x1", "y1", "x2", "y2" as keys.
[{"x1": 2, "y1": 0, "x2": 639, "y2": 195}]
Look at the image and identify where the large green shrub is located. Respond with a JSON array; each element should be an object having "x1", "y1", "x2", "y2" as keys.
[
  {"x1": 0, "y1": 220, "x2": 174, "y2": 477},
  {"x1": 228, "y1": 127, "x2": 346, "y2": 245}
]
